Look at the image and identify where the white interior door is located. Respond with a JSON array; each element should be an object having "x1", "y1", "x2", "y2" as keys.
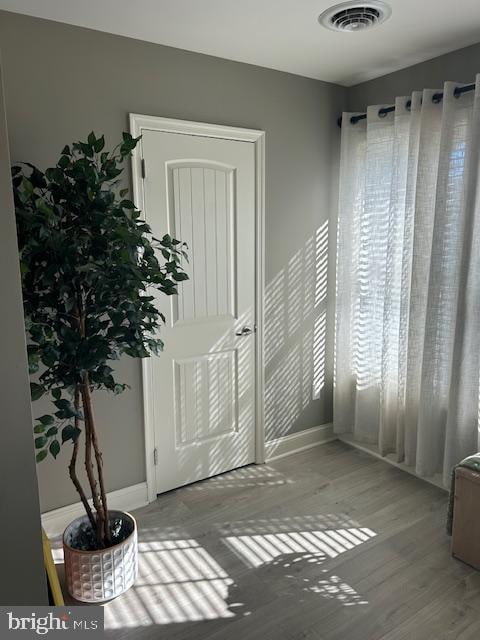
[{"x1": 140, "y1": 127, "x2": 257, "y2": 494}]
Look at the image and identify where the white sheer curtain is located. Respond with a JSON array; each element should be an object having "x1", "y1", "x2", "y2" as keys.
[{"x1": 335, "y1": 76, "x2": 480, "y2": 486}]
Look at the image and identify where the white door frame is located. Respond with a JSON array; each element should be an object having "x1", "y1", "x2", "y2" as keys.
[{"x1": 130, "y1": 114, "x2": 266, "y2": 503}]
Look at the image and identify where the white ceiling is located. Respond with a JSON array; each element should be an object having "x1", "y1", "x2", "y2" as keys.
[{"x1": 1, "y1": 0, "x2": 480, "y2": 86}]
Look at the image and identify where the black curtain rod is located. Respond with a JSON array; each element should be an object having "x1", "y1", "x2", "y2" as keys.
[{"x1": 337, "y1": 83, "x2": 476, "y2": 127}]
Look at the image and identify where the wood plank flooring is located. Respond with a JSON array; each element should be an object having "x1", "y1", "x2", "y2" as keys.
[{"x1": 71, "y1": 441, "x2": 480, "y2": 639}]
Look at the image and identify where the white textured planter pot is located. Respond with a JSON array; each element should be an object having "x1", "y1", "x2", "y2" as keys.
[{"x1": 63, "y1": 510, "x2": 138, "y2": 603}]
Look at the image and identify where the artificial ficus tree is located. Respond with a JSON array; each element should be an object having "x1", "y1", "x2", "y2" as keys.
[{"x1": 12, "y1": 132, "x2": 188, "y2": 549}]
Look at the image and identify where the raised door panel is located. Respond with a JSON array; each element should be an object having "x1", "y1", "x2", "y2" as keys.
[
  {"x1": 168, "y1": 163, "x2": 236, "y2": 325},
  {"x1": 174, "y1": 350, "x2": 238, "y2": 448}
]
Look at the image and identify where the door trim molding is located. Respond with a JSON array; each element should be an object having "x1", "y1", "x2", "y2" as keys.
[{"x1": 130, "y1": 114, "x2": 266, "y2": 503}]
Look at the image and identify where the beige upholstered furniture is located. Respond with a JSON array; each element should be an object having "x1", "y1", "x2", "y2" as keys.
[{"x1": 451, "y1": 467, "x2": 480, "y2": 571}]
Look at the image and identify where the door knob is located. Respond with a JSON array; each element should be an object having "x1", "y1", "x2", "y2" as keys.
[{"x1": 235, "y1": 325, "x2": 254, "y2": 337}]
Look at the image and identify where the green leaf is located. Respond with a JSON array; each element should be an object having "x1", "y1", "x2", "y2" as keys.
[
  {"x1": 34, "y1": 424, "x2": 46, "y2": 433},
  {"x1": 62, "y1": 424, "x2": 81, "y2": 443},
  {"x1": 28, "y1": 358, "x2": 39, "y2": 374},
  {"x1": 79, "y1": 142, "x2": 93, "y2": 157},
  {"x1": 36, "y1": 450, "x2": 48, "y2": 463},
  {"x1": 58, "y1": 155, "x2": 70, "y2": 170},
  {"x1": 94, "y1": 135, "x2": 105, "y2": 152},
  {"x1": 52, "y1": 388, "x2": 61, "y2": 401},
  {"x1": 27, "y1": 165, "x2": 46, "y2": 189},
  {"x1": 38, "y1": 415, "x2": 55, "y2": 425},
  {"x1": 53, "y1": 398, "x2": 79, "y2": 418},
  {"x1": 49, "y1": 440, "x2": 61, "y2": 459},
  {"x1": 35, "y1": 198, "x2": 53, "y2": 217},
  {"x1": 35, "y1": 436, "x2": 47, "y2": 449},
  {"x1": 46, "y1": 426, "x2": 58, "y2": 437},
  {"x1": 30, "y1": 383, "x2": 44, "y2": 401}
]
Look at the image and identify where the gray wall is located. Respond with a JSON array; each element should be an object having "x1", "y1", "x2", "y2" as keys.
[
  {"x1": 0, "y1": 10, "x2": 346, "y2": 512},
  {"x1": 0, "y1": 53, "x2": 47, "y2": 604},
  {"x1": 348, "y1": 41, "x2": 480, "y2": 111}
]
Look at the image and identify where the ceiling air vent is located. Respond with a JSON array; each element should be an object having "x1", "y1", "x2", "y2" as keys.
[{"x1": 318, "y1": 1, "x2": 391, "y2": 32}]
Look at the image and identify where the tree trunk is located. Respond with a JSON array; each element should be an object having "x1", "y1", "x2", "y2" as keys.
[
  {"x1": 74, "y1": 301, "x2": 110, "y2": 548},
  {"x1": 82, "y1": 384, "x2": 105, "y2": 547},
  {"x1": 81, "y1": 373, "x2": 111, "y2": 548},
  {"x1": 68, "y1": 384, "x2": 96, "y2": 532}
]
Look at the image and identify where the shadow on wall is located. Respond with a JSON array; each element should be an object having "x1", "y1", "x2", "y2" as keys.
[{"x1": 265, "y1": 221, "x2": 329, "y2": 441}]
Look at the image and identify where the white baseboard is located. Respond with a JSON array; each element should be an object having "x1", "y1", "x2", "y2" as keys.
[
  {"x1": 337, "y1": 434, "x2": 446, "y2": 491},
  {"x1": 265, "y1": 423, "x2": 335, "y2": 462},
  {"x1": 41, "y1": 482, "x2": 149, "y2": 537},
  {"x1": 42, "y1": 426, "x2": 335, "y2": 536}
]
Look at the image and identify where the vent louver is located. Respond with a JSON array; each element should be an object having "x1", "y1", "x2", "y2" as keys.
[{"x1": 319, "y1": 1, "x2": 391, "y2": 32}]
